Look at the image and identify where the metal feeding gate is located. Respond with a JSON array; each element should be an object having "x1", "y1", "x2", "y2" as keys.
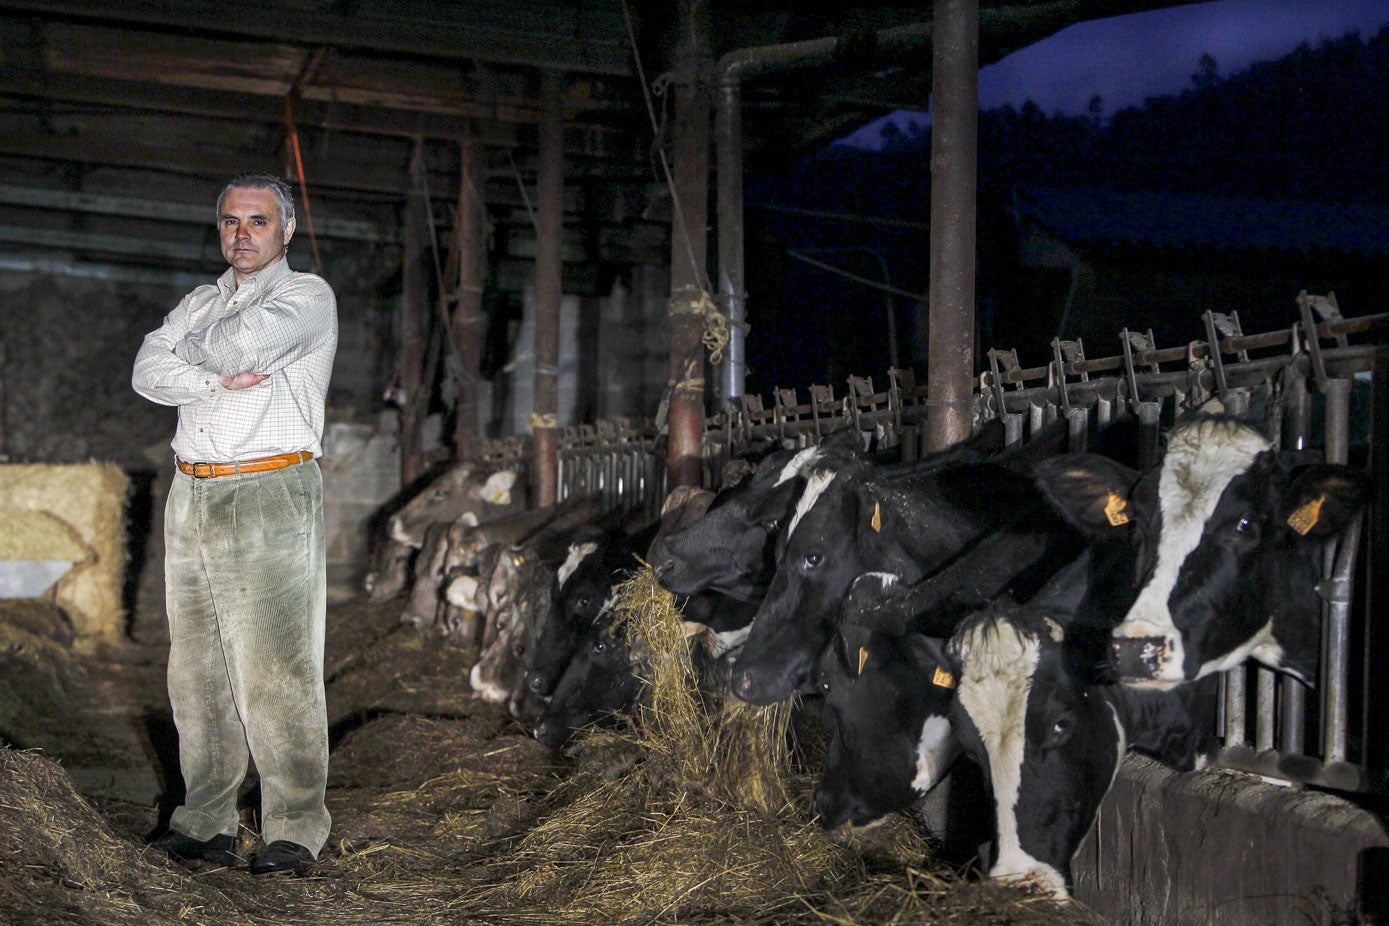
[{"x1": 478, "y1": 293, "x2": 1388, "y2": 798}]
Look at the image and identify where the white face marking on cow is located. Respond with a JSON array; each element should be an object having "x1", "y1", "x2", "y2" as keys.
[
  {"x1": 478, "y1": 469, "x2": 517, "y2": 505},
  {"x1": 954, "y1": 619, "x2": 1044, "y2": 891},
  {"x1": 776, "y1": 445, "x2": 824, "y2": 486},
  {"x1": 446, "y1": 574, "x2": 482, "y2": 610},
  {"x1": 557, "y1": 541, "x2": 599, "y2": 587},
  {"x1": 469, "y1": 662, "x2": 508, "y2": 704},
  {"x1": 861, "y1": 571, "x2": 899, "y2": 588},
  {"x1": 1115, "y1": 420, "x2": 1272, "y2": 680},
  {"x1": 912, "y1": 715, "x2": 958, "y2": 793},
  {"x1": 786, "y1": 469, "x2": 836, "y2": 537},
  {"x1": 1193, "y1": 618, "x2": 1284, "y2": 681}
]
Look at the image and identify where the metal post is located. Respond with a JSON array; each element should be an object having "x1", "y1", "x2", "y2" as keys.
[
  {"x1": 715, "y1": 72, "x2": 746, "y2": 407},
  {"x1": 1322, "y1": 376, "x2": 1352, "y2": 762},
  {"x1": 533, "y1": 69, "x2": 565, "y2": 506},
  {"x1": 924, "y1": 0, "x2": 978, "y2": 452},
  {"x1": 666, "y1": 0, "x2": 712, "y2": 490}
]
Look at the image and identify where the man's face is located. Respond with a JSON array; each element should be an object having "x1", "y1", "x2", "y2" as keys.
[{"x1": 219, "y1": 187, "x2": 294, "y2": 283}]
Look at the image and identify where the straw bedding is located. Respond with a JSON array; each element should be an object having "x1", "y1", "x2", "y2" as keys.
[{"x1": 0, "y1": 572, "x2": 1105, "y2": 925}]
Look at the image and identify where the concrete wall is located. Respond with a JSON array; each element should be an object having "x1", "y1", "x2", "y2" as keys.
[{"x1": 1074, "y1": 756, "x2": 1388, "y2": 924}]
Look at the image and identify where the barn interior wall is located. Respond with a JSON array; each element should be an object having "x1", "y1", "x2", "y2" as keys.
[{"x1": 0, "y1": 258, "x2": 400, "y2": 640}]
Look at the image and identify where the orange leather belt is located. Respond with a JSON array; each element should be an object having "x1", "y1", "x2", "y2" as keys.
[{"x1": 176, "y1": 450, "x2": 314, "y2": 479}]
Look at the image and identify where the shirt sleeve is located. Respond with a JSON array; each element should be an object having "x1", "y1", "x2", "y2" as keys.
[
  {"x1": 178, "y1": 275, "x2": 337, "y2": 378},
  {"x1": 131, "y1": 294, "x2": 224, "y2": 408}
]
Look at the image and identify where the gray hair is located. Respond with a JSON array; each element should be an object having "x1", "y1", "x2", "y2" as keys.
[{"x1": 216, "y1": 172, "x2": 296, "y2": 226}]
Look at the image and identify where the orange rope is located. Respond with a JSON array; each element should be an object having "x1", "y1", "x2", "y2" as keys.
[{"x1": 283, "y1": 96, "x2": 325, "y2": 277}]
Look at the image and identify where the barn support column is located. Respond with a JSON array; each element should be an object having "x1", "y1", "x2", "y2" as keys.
[
  {"x1": 399, "y1": 142, "x2": 431, "y2": 485},
  {"x1": 533, "y1": 69, "x2": 565, "y2": 506},
  {"x1": 666, "y1": 0, "x2": 712, "y2": 490},
  {"x1": 451, "y1": 134, "x2": 487, "y2": 459},
  {"x1": 924, "y1": 0, "x2": 978, "y2": 452}
]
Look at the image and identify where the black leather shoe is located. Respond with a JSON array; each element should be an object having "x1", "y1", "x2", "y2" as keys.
[
  {"x1": 250, "y1": 840, "x2": 315, "y2": 876},
  {"x1": 149, "y1": 829, "x2": 238, "y2": 866}
]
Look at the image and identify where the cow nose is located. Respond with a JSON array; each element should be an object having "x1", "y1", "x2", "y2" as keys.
[
  {"x1": 524, "y1": 670, "x2": 546, "y2": 695},
  {"x1": 733, "y1": 670, "x2": 756, "y2": 702},
  {"x1": 1110, "y1": 635, "x2": 1172, "y2": 680}
]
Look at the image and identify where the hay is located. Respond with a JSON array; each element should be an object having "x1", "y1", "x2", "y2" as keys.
[{"x1": 0, "y1": 463, "x2": 129, "y2": 650}]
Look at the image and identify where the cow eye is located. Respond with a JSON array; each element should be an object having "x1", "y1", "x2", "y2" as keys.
[
  {"x1": 496, "y1": 617, "x2": 507, "y2": 630},
  {"x1": 818, "y1": 678, "x2": 832, "y2": 693},
  {"x1": 804, "y1": 553, "x2": 823, "y2": 569},
  {"x1": 575, "y1": 596, "x2": 591, "y2": 611},
  {"x1": 762, "y1": 517, "x2": 780, "y2": 531},
  {"x1": 1235, "y1": 517, "x2": 1254, "y2": 534},
  {"x1": 593, "y1": 640, "x2": 607, "y2": 654},
  {"x1": 1049, "y1": 717, "x2": 1073, "y2": 744}
]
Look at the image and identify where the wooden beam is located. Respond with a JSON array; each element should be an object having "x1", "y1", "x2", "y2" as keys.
[
  {"x1": 0, "y1": 184, "x2": 395, "y2": 242},
  {"x1": 5, "y1": 0, "x2": 635, "y2": 76}
]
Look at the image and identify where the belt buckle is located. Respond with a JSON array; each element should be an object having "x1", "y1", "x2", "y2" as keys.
[{"x1": 187, "y1": 460, "x2": 214, "y2": 478}]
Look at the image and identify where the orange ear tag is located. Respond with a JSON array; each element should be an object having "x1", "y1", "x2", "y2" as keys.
[
  {"x1": 1104, "y1": 492, "x2": 1131, "y2": 526},
  {"x1": 1287, "y1": 494, "x2": 1326, "y2": 536},
  {"x1": 932, "y1": 666, "x2": 956, "y2": 689},
  {"x1": 857, "y1": 646, "x2": 869, "y2": 676},
  {"x1": 870, "y1": 501, "x2": 882, "y2": 533}
]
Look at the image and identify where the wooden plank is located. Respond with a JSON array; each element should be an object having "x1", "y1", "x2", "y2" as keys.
[{"x1": 6, "y1": 0, "x2": 634, "y2": 76}]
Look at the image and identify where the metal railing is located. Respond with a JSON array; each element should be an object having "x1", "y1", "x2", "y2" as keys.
[{"x1": 476, "y1": 294, "x2": 1387, "y2": 794}]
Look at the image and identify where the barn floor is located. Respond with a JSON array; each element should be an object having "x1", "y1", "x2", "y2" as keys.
[{"x1": 0, "y1": 585, "x2": 1106, "y2": 926}]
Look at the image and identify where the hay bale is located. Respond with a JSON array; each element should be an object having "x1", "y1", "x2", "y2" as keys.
[{"x1": 0, "y1": 464, "x2": 128, "y2": 650}]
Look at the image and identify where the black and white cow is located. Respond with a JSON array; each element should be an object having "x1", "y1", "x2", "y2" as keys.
[
  {"x1": 1035, "y1": 415, "x2": 1371, "y2": 686},
  {"x1": 947, "y1": 601, "x2": 1220, "y2": 899},
  {"x1": 653, "y1": 421, "x2": 1009, "y2": 604},
  {"x1": 533, "y1": 615, "x2": 642, "y2": 750},
  {"x1": 732, "y1": 448, "x2": 1067, "y2": 706},
  {"x1": 524, "y1": 520, "x2": 661, "y2": 698},
  {"x1": 809, "y1": 516, "x2": 1093, "y2": 833}
]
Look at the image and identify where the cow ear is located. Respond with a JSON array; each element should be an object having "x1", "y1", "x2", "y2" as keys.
[
  {"x1": 1034, "y1": 453, "x2": 1140, "y2": 536},
  {"x1": 908, "y1": 635, "x2": 957, "y2": 690},
  {"x1": 1282, "y1": 464, "x2": 1371, "y2": 538},
  {"x1": 836, "y1": 623, "x2": 873, "y2": 676}
]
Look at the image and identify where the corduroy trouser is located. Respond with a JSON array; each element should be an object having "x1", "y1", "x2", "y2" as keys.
[{"x1": 163, "y1": 460, "x2": 331, "y2": 856}]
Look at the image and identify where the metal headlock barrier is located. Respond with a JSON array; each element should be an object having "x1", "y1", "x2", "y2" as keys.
[{"x1": 477, "y1": 293, "x2": 1387, "y2": 795}]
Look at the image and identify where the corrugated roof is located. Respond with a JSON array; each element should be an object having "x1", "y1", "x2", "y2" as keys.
[{"x1": 1014, "y1": 186, "x2": 1389, "y2": 257}]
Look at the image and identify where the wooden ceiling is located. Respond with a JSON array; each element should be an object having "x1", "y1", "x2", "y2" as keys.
[{"x1": 0, "y1": 1, "x2": 1192, "y2": 284}]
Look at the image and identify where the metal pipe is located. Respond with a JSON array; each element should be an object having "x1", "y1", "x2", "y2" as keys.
[
  {"x1": 925, "y1": 0, "x2": 978, "y2": 452},
  {"x1": 714, "y1": 20, "x2": 934, "y2": 408},
  {"x1": 715, "y1": 74, "x2": 746, "y2": 406},
  {"x1": 1321, "y1": 377, "x2": 1353, "y2": 761}
]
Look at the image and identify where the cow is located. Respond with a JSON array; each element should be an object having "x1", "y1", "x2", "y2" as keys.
[
  {"x1": 653, "y1": 420, "x2": 1009, "y2": 605},
  {"x1": 469, "y1": 548, "x2": 552, "y2": 719},
  {"x1": 809, "y1": 516, "x2": 1092, "y2": 832},
  {"x1": 946, "y1": 600, "x2": 1220, "y2": 899},
  {"x1": 1034, "y1": 415, "x2": 1371, "y2": 686},
  {"x1": 533, "y1": 614, "x2": 642, "y2": 751},
  {"x1": 732, "y1": 441, "x2": 1070, "y2": 706},
  {"x1": 523, "y1": 520, "x2": 662, "y2": 698}
]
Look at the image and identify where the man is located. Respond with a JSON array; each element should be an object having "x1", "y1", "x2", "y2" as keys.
[{"x1": 132, "y1": 171, "x2": 337, "y2": 876}]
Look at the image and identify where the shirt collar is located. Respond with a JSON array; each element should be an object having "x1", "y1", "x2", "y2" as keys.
[{"x1": 217, "y1": 256, "x2": 292, "y2": 298}]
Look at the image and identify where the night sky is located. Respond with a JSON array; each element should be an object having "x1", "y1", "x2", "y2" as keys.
[{"x1": 840, "y1": 0, "x2": 1389, "y2": 144}]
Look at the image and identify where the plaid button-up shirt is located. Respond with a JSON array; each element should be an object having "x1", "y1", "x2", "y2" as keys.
[{"x1": 133, "y1": 258, "x2": 338, "y2": 464}]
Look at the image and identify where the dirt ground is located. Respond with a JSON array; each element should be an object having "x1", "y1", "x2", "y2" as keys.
[{"x1": 0, "y1": 580, "x2": 1107, "y2": 926}]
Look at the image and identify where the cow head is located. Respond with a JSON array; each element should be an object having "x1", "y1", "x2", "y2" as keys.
[
  {"x1": 533, "y1": 620, "x2": 641, "y2": 751},
  {"x1": 524, "y1": 532, "x2": 612, "y2": 697},
  {"x1": 653, "y1": 447, "x2": 803, "y2": 601},
  {"x1": 812, "y1": 607, "x2": 959, "y2": 830},
  {"x1": 1037, "y1": 417, "x2": 1370, "y2": 686},
  {"x1": 948, "y1": 603, "x2": 1218, "y2": 899}
]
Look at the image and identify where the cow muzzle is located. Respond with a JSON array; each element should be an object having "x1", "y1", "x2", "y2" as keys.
[{"x1": 1109, "y1": 634, "x2": 1176, "y2": 683}]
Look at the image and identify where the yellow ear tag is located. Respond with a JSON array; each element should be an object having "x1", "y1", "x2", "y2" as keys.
[
  {"x1": 1104, "y1": 492, "x2": 1131, "y2": 526},
  {"x1": 1287, "y1": 494, "x2": 1326, "y2": 536},
  {"x1": 932, "y1": 666, "x2": 956, "y2": 689},
  {"x1": 870, "y1": 501, "x2": 882, "y2": 533},
  {"x1": 857, "y1": 646, "x2": 869, "y2": 676}
]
